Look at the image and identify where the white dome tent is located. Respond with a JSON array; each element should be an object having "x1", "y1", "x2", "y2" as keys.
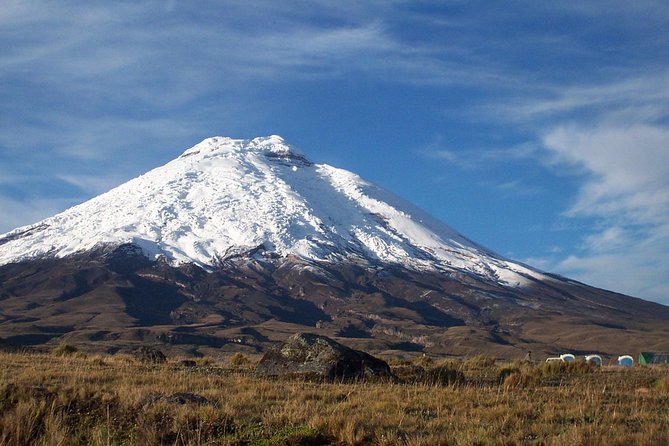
[
  {"x1": 617, "y1": 355, "x2": 634, "y2": 367},
  {"x1": 585, "y1": 355, "x2": 602, "y2": 366}
]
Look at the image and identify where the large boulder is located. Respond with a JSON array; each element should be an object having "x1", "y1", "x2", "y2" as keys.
[{"x1": 255, "y1": 332, "x2": 392, "y2": 380}]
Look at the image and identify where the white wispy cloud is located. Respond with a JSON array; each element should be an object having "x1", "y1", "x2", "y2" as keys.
[
  {"x1": 558, "y1": 249, "x2": 669, "y2": 302},
  {"x1": 539, "y1": 120, "x2": 669, "y2": 301},
  {"x1": 543, "y1": 124, "x2": 669, "y2": 221},
  {"x1": 504, "y1": 73, "x2": 669, "y2": 123},
  {"x1": 443, "y1": 47, "x2": 669, "y2": 303},
  {"x1": 493, "y1": 180, "x2": 543, "y2": 197}
]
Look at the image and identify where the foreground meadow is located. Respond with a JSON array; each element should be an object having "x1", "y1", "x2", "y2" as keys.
[{"x1": 0, "y1": 349, "x2": 668, "y2": 445}]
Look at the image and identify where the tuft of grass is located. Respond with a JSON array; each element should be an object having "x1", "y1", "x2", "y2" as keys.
[
  {"x1": 497, "y1": 363, "x2": 521, "y2": 383},
  {"x1": 655, "y1": 376, "x2": 669, "y2": 394},
  {"x1": 462, "y1": 354, "x2": 496, "y2": 370},
  {"x1": 195, "y1": 356, "x2": 215, "y2": 367},
  {"x1": 539, "y1": 358, "x2": 594, "y2": 377},
  {"x1": 422, "y1": 365, "x2": 466, "y2": 386},
  {"x1": 392, "y1": 363, "x2": 466, "y2": 386},
  {"x1": 411, "y1": 354, "x2": 434, "y2": 368},
  {"x1": 229, "y1": 352, "x2": 253, "y2": 369},
  {"x1": 502, "y1": 368, "x2": 541, "y2": 390}
]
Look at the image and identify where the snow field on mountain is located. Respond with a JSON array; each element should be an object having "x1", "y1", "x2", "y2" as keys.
[{"x1": 0, "y1": 136, "x2": 545, "y2": 287}]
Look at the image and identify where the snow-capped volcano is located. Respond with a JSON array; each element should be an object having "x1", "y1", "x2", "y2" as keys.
[
  {"x1": 2, "y1": 135, "x2": 669, "y2": 357},
  {"x1": 0, "y1": 135, "x2": 539, "y2": 286}
]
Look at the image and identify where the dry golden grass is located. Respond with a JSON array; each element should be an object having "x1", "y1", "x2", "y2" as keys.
[{"x1": 0, "y1": 350, "x2": 668, "y2": 445}]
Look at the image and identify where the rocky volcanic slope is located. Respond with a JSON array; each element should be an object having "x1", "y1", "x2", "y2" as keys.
[{"x1": 1, "y1": 136, "x2": 668, "y2": 358}]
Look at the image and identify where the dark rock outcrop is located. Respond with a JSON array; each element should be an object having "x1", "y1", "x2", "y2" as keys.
[{"x1": 255, "y1": 332, "x2": 392, "y2": 380}]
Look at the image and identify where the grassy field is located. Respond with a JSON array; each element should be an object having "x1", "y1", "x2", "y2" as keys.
[{"x1": 0, "y1": 348, "x2": 668, "y2": 445}]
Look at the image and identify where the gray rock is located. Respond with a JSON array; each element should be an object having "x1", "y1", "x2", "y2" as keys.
[{"x1": 255, "y1": 332, "x2": 392, "y2": 380}]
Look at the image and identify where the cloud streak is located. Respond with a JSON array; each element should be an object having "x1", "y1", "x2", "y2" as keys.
[
  {"x1": 540, "y1": 121, "x2": 669, "y2": 301},
  {"x1": 426, "y1": 25, "x2": 669, "y2": 303},
  {"x1": 544, "y1": 124, "x2": 669, "y2": 221}
]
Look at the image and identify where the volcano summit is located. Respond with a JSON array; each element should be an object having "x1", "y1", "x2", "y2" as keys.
[{"x1": 1, "y1": 136, "x2": 667, "y2": 357}]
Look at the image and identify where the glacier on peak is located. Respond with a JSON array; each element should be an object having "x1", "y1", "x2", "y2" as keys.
[
  {"x1": 0, "y1": 135, "x2": 545, "y2": 288},
  {"x1": 180, "y1": 135, "x2": 304, "y2": 159}
]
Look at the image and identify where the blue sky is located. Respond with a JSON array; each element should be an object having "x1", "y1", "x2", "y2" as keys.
[{"x1": 2, "y1": 1, "x2": 669, "y2": 304}]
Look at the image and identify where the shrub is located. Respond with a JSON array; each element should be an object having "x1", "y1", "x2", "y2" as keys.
[
  {"x1": 540, "y1": 358, "x2": 593, "y2": 377},
  {"x1": 503, "y1": 368, "x2": 541, "y2": 390},
  {"x1": 387, "y1": 357, "x2": 411, "y2": 367},
  {"x1": 463, "y1": 354, "x2": 496, "y2": 370},
  {"x1": 434, "y1": 357, "x2": 463, "y2": 370},
  {"x1": 229, "y1": 352, "x2": 252, "y2": 368},
  {"x1": 394, "y1": 364, "x2": 465, "y2": 386},
  {"x1": 412, "y1": 354, "x2": 434, "y2": 368},
  {"x1": 498, "y1": 364, "x2": 521, "y2": 383},
  {"x1": 423, "y1": 365, "x2": 465, "y2": 386},
  {"x1": 391, "y1": 364, "x2": 421, "y2": 383},
  {"x1": 133, "y1": 346, "x2": 167, "y2": 364},
  {"x1": 52, "y1": 343, "x2": 78, "y2": 357},
  {"x1": 196, "y1": 356, "x2": 215, "y2": 367},
  {"x1": 178, "y1": 359, "x2": 197, "y2": 368}
]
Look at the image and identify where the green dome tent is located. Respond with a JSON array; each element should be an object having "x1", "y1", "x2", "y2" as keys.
[{"x1": 638, "y1": 352, "x2": 669, "y2": 365}]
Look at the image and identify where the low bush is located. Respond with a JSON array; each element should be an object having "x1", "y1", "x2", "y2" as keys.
[
  {"x1": 422, "y1": 365, "x2": 466, "y2": 386},
  {"x1": 497, "y1": 364, "x2": 521, "y2": 383},
  {"x1": 229, "y1": 352, "x2": 252, "y2": 368},
  {"x1": 502, "y1": 368, "x2": 541, "y2": 390},
  {"x1": 540, "y1": 358, "x2": 593, "y2": 377},
  {"x1": 390, "y1": 364, "x2": 425, "y2": 382},
  {"x1": 434, "y1": 357, "x2": 463, "y2": 370},
  {"x1": 52, "y1": 342, "x2": 78, "y2": 357},
  {"x1": 462, "y1": 354, "x2": 496, "y2": 370},
  {"x1": 133, "y1": 346, "x2": 167, "y2": 364},
  {"x1": 412, "y1": 354, "x2": 434, "y2": 368},
  {"x1": 391, "y1": 363, "x2": 465, "y2": 386}
]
